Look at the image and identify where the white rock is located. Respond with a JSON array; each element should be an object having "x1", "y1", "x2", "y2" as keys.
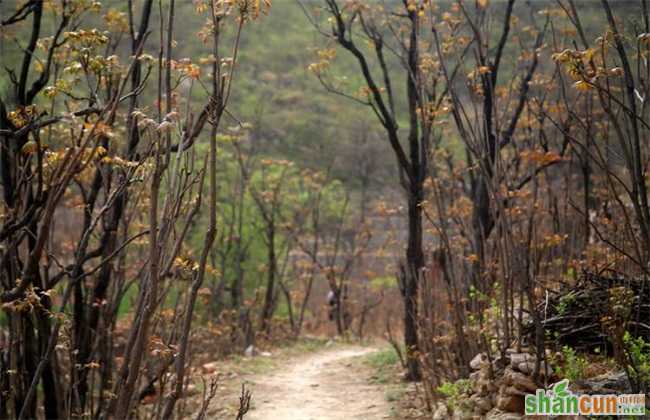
[
  {"x1": 469, "y1": 370, "x2": 482, "y2": 385},
  {"x1": 517, "y1": 360, "x2": 549, "y2": 376},
  {"x1": 432, "y1": 403, "x2": 449, "y2": 420},
  {"x1": 244, "y1": 345, "x2": 259, "y2": 357},
  {"x1": 470, "y1": 353, "x2": 486, "y2": 370},
  {"x1": 509, "y1": 353, "x2": 535, "y2": 368}
]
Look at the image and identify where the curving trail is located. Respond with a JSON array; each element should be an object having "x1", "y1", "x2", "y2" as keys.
[{"x1": 245, "y1": 346, "x2": 391, "y2": 420}]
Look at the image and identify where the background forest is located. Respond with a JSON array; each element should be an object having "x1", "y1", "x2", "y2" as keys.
[{"x1": 1, "y1": 0, "x2": 649, "y2": 419}]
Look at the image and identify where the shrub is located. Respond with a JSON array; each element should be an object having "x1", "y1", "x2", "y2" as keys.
[
  {"x1": 555, "y1": 345, "x2": 588, "y2": 381},
  {"x1": 623, "y1": 332, "x2": 650, "y2": 392},
  {"x1": 437, "y1": 379, "x2": 472, "y2": 411}
]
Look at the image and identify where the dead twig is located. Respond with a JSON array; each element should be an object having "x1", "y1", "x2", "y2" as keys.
[
  {"x1": 194, "y1": 376, "x2": 218, "y2": 420},
  {"x1": 235, "y1": 384, "x2": 252, "y2": 420}
]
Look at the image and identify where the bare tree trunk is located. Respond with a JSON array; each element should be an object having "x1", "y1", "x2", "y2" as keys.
[
  {"x1": 261, "y1": 224, "x2": 277, "y2": 334},
  {"x1": 404, "y1": 187, "x2": 423, "y2": 381}
]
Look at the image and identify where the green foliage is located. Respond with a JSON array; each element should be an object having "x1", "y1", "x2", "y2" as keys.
[
  {"x1": 366, "y1": 347, "x2": 400, "y2": 369},
  {"x1": 289, "y1": 336, "x2": 331, "y2": 353},
  {"x1": 623, "y1": 332, "x2": 650, "y2": 389},
  {"x1": 437, "y1": 379, "x2": 472, "y2": 410},
  {"x1": 555, "y1": 346, "x2": 588, "y2": 382},
  {"x1": 370, "y1": 275, "x2": 398, "y2": 291},
  {"x1": 186, "y1": 139, "x2": 350, "y2": 314},
  {"x1": 557, "y1": 291, "x2": 576, "y2": 316},
  {"x1": 365, "y1": 347, "x2": 400, "y2": 384},
  {"x1": 468, "y1": 282, "x2": 502, "y2": 352}
]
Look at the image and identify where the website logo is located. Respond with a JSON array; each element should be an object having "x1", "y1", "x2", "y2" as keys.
[{"x1": 525, "y1": 379, "x2": 646, "y2": 416}]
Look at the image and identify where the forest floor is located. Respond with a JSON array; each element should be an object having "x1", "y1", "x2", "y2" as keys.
[{"x1": 192, "y1": 339, "x2": 428, "y2": 419}]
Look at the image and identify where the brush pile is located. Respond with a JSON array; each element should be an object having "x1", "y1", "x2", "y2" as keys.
[{"x1": 528, "y1": 272, "x2": 650, "y2": 351}]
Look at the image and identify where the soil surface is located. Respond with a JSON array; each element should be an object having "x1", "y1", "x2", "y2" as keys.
[{"x1": 245, "y1": 345, "x2": 391, "y2": 420}]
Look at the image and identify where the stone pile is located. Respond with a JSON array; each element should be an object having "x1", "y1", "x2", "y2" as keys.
[{"x1": 433, "y1": 348, "x2": 551, "y2": 420}]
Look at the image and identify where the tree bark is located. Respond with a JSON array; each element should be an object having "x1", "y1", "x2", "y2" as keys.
[
  {"x1": 261, "y1": 224, "x2": 277, "y2": 334},
  {"x1": 404, "y1": 185, "x2": 423, "y2": 381}
]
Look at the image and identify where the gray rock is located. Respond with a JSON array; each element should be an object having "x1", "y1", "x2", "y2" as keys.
[
  {"x1": 577, "y1": 371, "x2": 631, "y2": 394},
  {"x1": 516, "y1": 360, "x2": 549, "y2": 376},
  {"x1": 470, "y1": 353, "x2": 486, "y2": 370},
  {"x1": 499, "y1": 368, "x2": 538, "y2": 393},
  {"x1": 432, "y1": 403, "x2": 449, "y2": 420},
  {"x1": 451, "y1": 408, "x2": 473, "y2": 420},
  {"x1": 509, "y1": 353, "x2": 535, "y2": 369},
  {"x1": 244, "y1": 345, "x2": 259, "y2": 357},
  {"x1": 470, "y1": 394, "x2": 492, "y2": 414},
  {"x1": 469, "y1": 370, "x2": 482, "y2": 383}
]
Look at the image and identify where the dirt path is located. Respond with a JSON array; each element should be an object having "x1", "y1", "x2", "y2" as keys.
[{"x1": 245, "y1": 346, "x2": 392, "y2": 420}]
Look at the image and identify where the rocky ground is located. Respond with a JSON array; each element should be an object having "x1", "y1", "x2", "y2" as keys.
[{"x1": 432, "y1": 347, "x2": 631, "y2": 420}]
